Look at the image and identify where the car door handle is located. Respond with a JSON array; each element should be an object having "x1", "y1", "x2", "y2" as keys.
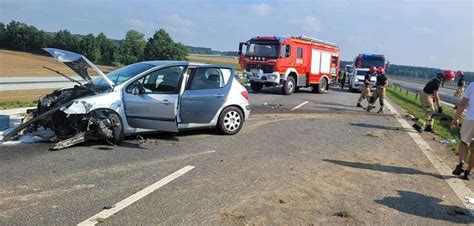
[
  {"x1": 162, "y1": 99, "x2": 172, "y2": 105},
  {"x1": 214, "y1": 94, "x2": 225, "y2": 99}
]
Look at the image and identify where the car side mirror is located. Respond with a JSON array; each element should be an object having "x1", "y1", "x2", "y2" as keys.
[{"x1": 131, "y1": 83, "x2": 145, "y2": 95}]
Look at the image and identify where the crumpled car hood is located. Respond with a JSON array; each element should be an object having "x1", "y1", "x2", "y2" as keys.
[{"x1": 43, "y1": 48, "x2": 115, "y2": 88}]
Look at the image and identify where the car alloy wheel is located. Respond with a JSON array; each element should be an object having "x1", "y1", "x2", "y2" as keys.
[{"x1": 223, "y1": 110, "x2": 241, "y2": 132}]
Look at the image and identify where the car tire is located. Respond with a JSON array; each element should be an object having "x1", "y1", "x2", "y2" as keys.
[
  {"x1": 349, "y1": 84, "x2": 353, "y2": 92},
  {"x1": 218, "y1": 106, "x2": 244, "y2": 135},
  {"x1": 313, "y1": 77, "x2": 328, "y2": 94},
  {"x1": 250, "y1": 81, "x2": 263, "y2": 92},
  {"x1": 282, "y1": 76, "x2": 295, "y2": 95},
  {"x1": 106, "y1": 112, "x2": 124, "y2": 145}
]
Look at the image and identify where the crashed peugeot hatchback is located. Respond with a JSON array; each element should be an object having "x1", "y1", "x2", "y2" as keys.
[{"x1": 2, "y1": 48, "x2": 251, "y2": 150}]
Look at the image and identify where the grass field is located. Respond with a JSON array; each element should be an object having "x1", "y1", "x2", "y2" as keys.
[
  {"x1": 0, "y1": 50, "x2": 241, "y2": 77},
  {"x1": 0, "y1": 49, "x2": 116, "y2": 77},
  {"x1": 187, "y1": 54, "x2": 241, "y2": 72}
]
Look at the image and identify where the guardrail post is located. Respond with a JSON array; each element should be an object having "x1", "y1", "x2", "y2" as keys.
[
  {"x1": 406, "y1": 90, "x2": 409, "y2": 96},
  {"x1": 415, "y1": 93, "x2": 418, "y2": 100}
]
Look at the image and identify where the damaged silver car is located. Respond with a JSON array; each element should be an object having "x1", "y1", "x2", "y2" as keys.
[{"x1": 2, "y1": 48, "x2": 251, "y2": 150}]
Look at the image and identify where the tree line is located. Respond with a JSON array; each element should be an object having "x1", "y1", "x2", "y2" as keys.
[
  {"x1": 186, "y1": 45, "x2": 238, "y2": 56},
  {"x1": 340, "y1": 61, "x2": 473, "y2": 82},
  {"x1": 0, "y1": 20, "x2": 187, "y2": 66}
]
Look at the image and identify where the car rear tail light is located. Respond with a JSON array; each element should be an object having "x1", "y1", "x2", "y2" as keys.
[{"x1": 241, "y1": 91, "x2": 249, "y2": 100}]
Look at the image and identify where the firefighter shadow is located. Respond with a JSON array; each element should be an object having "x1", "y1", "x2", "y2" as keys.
[
  {"x1": 375, "y1": 190, "x2": 473, "y2": 224},
  {"x1": 350, "y1": 122, "x2": 414, "y2": 132},
  {"x1": 322, "y1": 159, "x2": 453, "y2": 180}
]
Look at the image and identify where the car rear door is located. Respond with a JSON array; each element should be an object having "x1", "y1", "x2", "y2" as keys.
[
  {"x1": 123, "y1": 65, "x2": 186, "y2": 132},
  {"x1": 180, "y1": 67, "x2": 234, "y2": 124}
]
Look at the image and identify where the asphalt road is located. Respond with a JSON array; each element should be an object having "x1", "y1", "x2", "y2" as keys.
[
  {"x1": 390, "y1": 78, "x2": 462, "y2": 105},
  {"x1": 1, "y1": 86, "x2": 473, "y2": 224}
]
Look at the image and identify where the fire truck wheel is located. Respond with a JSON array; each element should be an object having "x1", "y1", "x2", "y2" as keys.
[
  {"x1": 250, "y1": 81, "x2": 263, "y2": 92},
  {"x1": 313, "y1": 78, "x2": 328, "y2": 94},
  {"x1": 282, "y1": 76, "x2": 295, "y2": 95}
]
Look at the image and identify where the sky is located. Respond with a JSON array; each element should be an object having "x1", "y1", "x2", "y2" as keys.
[{"x1": 0, "y1": 0, "x2": 473, "y2": 71}]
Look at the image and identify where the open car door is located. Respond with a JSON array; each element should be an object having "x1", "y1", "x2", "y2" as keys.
[{"x1": 123, "y1": 65, "x2": 187, "y2": 133}]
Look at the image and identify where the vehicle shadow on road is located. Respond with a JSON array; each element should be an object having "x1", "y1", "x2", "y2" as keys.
[
  {"x1": 375, "y1": 190, "x2": 473, "y2": 224},
  {"x1": 350, "y1": 122, "x2": 414, "y2": 132},
  {"x1": 322, "y1": 159, "x2": 450, "y2": 180}
]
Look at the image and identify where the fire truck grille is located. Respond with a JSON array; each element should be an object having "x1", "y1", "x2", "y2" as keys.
[{"x1": 246, "y1": 64, "x2": 274, "y2": 73}]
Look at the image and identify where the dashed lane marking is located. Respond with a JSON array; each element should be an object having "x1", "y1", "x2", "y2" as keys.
[
  {"x1": 385, "y1": 100, "x2": 474, "y2": 216},
  {"x1": 77, "y1": 165, "x2": 195, "y2": 225},
  {"x1": 291, "y1": 101, "x2": 309, "y2": 111}
]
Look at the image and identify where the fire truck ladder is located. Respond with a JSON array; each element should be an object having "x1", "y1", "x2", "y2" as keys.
[{"x1": 292, "y1": 35, "x2": 338, "y2": 47}]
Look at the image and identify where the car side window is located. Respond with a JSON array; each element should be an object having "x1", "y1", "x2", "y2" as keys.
[
  {"x1": 126, "y1": 66, "x2": 184, "y2": 94},
  {"x1": 188, "y1": 68, "x2": 231, "y2": 90}
]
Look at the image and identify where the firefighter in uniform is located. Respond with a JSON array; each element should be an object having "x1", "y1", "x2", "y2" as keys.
[
  {"x1": 340, "y1": 69, "x2": 347, "y2": 90},
  {"x1": 366, "y1": 67, "x2": 388, "y2": 113},
  {"x1": 454, "y1": 70, "x2": 465, "y2": 97},
  {"x1": 412, "y1": 72, "x2": 451, "y2": 132},
  {"x1": 356, "y1": 66, "x2": 376, "y2": 108}
]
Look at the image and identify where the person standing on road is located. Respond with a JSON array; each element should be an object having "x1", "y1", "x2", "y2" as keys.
[
  {"x1": 454, "y1": 71, "x2": 465, "y2": 108},
  {"x1": 340, "y1": 69, "x2": 347, "y2": 90},
  {"x1": 412, "y1": 73, "x2": 446, "y2": 133},
  {"x1": 366, "y1": 67, "x2": 388, "y2": 113},
  {"x1": 356, "y1": 66, "x2": 376, "y2": 108},
  {"x1": 451, "y1": 82, "x2": 474, "y2": 180}
]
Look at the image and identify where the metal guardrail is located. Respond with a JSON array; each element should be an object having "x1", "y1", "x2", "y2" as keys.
[
  {"x1": 389, "y1": 75, "x2": 462, "y2": 90},
  {"x1": 390, "y1": 82, "x2": 460, "y2": 107}
]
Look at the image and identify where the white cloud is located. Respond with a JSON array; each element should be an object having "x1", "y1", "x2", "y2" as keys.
[
  {"x1": 164, "y1": 14, "x2": 193, "y2": 27},
  {"x1": 248, "y1": 3, "x2": 272, "y2": 16},
  {"x1": 127, "y1": 18, "x2": 147, "y2": 28},
  {"x1": 412, "y1": 26, "x2": 433, "y2": 34},
  {"x1": 290, "y1": 16, "x2": 321, "y2": 33}
]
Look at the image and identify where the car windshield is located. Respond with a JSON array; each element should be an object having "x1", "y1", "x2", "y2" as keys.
[
  {"x1": 356, "y1": 70, "x2": 368, "y2": 75},
  {"x1": 92, "y1": 63, "x2": 154, "y2": 88},
  {"x1": 246, "y1": 42, "x2": 280, "y2": 57},
  {"x1": 361, "y1": 59, "x2": 385, "y2": 68}
]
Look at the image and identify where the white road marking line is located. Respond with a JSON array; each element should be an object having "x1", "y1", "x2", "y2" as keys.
[
  {"x1": 385, "y1": 101, "x2": 474, "y2": 216},
  {"x1": 77, "y1": 165, "x2": 195, "y2": 225},
  {"x1": 291, "y1": 101, "x2": 309, "y2": 111}
]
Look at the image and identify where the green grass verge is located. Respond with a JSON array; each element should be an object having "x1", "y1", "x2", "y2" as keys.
[
  {"x1": 386, "y1": 86, "x2": 460, "y2": 151},
  {"x1": 0, "y1": 101, "x2": 36, "y2": 110}
]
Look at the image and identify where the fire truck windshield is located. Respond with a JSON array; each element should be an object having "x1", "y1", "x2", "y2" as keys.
[
  {"x1": 246, "y1": 43, "x2": 280, "y2": 57},
  {"x1": 361, "y1": 59, "x2": 385, "y2": 68}
]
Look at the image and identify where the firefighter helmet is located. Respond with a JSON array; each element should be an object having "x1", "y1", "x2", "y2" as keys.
[
  {"x1": 369, "y1": 66, "x2": 376, "y2": 73},
  {"x1": 377, "y1": 67, "x2": 385, "y2": 74},
  {"x1": 443, "y1": 70, "x2": 455, "y2": 81},
  {"x1": 458, "y1": 70, "x2": 464, "y2": 76}
]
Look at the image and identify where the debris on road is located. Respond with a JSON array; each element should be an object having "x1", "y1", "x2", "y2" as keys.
[
  {"x1": 0, "y1": 115, "x2": 9, "y2": 130},
  {"x1": 441, "y1": 139, "x2": 457, "y2": 145},
  {"x1": 333, "y1": 211, "x2": 354, "y2": 219}
]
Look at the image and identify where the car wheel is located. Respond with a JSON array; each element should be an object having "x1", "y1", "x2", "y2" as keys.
[
  {"x1": 314, "y1": 77, "x2": 328, "y2": 94},
  {"x1": 218, "y1": 106, "x2": 244, "y2": 135},
  {"x1": 106, "y1": 112, "x2": 124, "y2": 145},
  {"x1": 250, "y1": 81, "x2": 263, "y2": 92},
  {"x1": 282, "y1": 76, "x2": 295, "y2": 95}
]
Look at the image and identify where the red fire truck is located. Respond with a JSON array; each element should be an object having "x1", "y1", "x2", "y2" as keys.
[{"x1": 238, "y1": 36, "x2": 340, "y2": 95}]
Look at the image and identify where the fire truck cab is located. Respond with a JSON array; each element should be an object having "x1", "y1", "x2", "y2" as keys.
[{"x1": 239, "y1": 36, "x2": 340, "y2": 95}]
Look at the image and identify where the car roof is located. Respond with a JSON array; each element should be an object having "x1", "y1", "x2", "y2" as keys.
[{"x1": 140, "y1": 61, "x2": 233, "y2": 69}]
